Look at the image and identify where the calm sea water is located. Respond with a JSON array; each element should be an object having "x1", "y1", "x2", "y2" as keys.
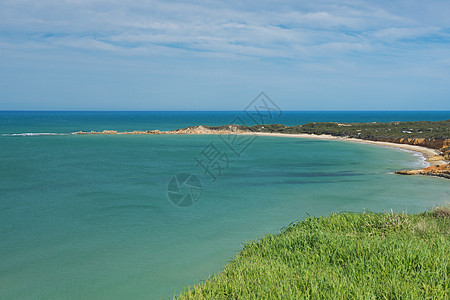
[{"x1": 0, "y1": 111, "x2": 449, "y2": 299}]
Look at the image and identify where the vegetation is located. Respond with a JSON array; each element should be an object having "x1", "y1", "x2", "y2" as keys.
[
  {"x1": 206, "y1": 120, "x2": 450, "y2": 158},
  {"x1": 177, "y1": 208, "x2": 449, "y2": 299},
  {"x1": 207, "y1": 120, "x2": 450, "y2": 139}
]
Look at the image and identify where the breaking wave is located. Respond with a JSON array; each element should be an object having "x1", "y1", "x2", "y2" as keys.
[{"x1": 1, "y1": 132, "x2": 77, "y2": 137}]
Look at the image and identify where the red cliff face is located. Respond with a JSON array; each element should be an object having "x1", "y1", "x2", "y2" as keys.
[{"x1": 371, "y1": 138, "x2": 449, "y2": 150}]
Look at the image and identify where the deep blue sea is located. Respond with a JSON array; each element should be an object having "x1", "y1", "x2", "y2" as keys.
[
  {"x1": 0, "y1": 111, "x2": 449, "y2": 299},
  {"x1": 1, "y1": 111, "x2": 450, "y2": 134}
]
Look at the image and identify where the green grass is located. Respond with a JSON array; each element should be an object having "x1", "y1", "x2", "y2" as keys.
[{"x1": 177, "y1": 208, "x2": 449, "y2": 299}]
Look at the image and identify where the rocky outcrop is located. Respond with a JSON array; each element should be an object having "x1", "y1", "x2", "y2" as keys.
[
  {"x1": 395, "y1": 144, "x2": 449, "y2": 179},
  {"x1": 76, "y1": 125, "x2": 245, "y2": 135},
  {"x1": 76, "y1": 130, "x2": 163, "y2": 135},
  {"x1": 394, "y1": 143, "x2": 449, "y2": 179},
  {"x1": 171, "y1": 125, "x2": 244, "y2": 134},
  {"x1": 395, "y1": 164, "x2": 450, "y2": 179}
]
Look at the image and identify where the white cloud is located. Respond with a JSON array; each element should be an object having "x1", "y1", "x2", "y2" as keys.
[
  {"x1": 0, "y1": 0, "x2": 449, "y2": 62},
  {"x1": 372, "y1": 27, "x2": 440, "y2": 40}
]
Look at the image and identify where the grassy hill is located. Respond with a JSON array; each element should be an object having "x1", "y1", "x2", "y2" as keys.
[{"x1": 177, "y1": 208, "x2": 449, "y2": 299}]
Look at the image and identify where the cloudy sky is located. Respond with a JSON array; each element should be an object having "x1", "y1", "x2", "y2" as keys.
[{"x1": 1, "y1": 0, "x2": 449, "y2": 110}]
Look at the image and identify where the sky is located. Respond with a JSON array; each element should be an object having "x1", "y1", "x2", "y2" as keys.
[{"x1": 0, "y1": 0, "x2": 450, "y2": 111}]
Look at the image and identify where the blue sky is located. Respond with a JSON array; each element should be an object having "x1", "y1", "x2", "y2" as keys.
[{"x1": 1, "y1": 0, "x2": 450, "y2": 110}]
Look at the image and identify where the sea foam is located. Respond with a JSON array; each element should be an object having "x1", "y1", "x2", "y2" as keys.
[{"x1": 1, "y1": 132, "x2": 75, "y2": 137}]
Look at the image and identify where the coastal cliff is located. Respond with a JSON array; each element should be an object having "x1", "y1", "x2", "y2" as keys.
[{"x1": 370, "y1": 137, "x2": 449, "y2": 150}]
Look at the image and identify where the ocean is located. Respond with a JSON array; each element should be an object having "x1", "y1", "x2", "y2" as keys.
[{"x1": 0, "y1": 111, "x2": 449, "y2": 299}]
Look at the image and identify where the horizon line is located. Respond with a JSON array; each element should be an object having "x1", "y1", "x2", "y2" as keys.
[{"x1": 1, "y1": 110, "x2": 450, "y2": 113}]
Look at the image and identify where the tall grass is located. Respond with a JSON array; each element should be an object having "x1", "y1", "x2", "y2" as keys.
[{"x1": 177, "y1": 208, "x2": 449, "y2": 299}]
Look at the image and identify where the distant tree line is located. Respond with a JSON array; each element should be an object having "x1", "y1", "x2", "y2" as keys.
[{"x1": 208, "y1": 120, "x2": 450, "y2": 139}]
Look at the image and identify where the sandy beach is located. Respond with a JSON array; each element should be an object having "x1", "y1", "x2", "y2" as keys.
[{"x1": 239, "y1": 132, "x2": 447, "y2": 167}]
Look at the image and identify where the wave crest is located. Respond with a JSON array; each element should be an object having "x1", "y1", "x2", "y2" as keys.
[{"x1": 1, "y1": 132, "x2": 75, "y2": 137}]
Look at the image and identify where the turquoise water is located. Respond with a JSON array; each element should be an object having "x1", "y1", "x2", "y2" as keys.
[{"x1": 0, "y1": 112, "x2": 449, "y2": 299}]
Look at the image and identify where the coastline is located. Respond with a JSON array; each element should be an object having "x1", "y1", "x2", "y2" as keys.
[
  {"x1": 239, "y1": 132, "x2": 446, "y2": 167},
  {"x1": 74, "y1": 128, "x2": 449, "y2": 178},
  {"x1": 74, "y1": 128, "x2": 448, "y2": 170}
]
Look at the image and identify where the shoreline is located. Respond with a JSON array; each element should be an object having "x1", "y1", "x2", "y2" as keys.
[
  {"x1": 73, "y1": 129, "x2": 448, "y2": 167},
  {"x1": 73, "y1": 128, "x2": 449, "y2": 177},
  {"x1": 239, "y1": 132, "x2": 446, "y2": 167}
]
